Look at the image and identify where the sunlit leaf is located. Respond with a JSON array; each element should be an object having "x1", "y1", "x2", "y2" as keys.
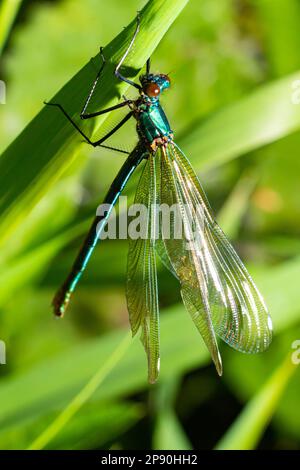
[
  {"x1": 0, "y1": 0, "x2": 189, "y2": 247},
  {"x1": 215, "y1": 355, "x2": 298, "y2": 450}
]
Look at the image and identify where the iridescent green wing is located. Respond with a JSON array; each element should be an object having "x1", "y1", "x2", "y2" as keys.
[
  {"x1": 160, "y1": 144, "x2": 272, "y2": 369},
  {"x1": 126, "y1": 155, "x2": 160, "y2": 384}
]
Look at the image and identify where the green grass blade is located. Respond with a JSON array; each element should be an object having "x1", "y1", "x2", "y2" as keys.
[
  {"x1": 252, "y1": 0, "x2": 300, "y2": 76},
  {"x1": 0, "y1": 219, "x2": 87, "y2": 306},
  {"x1": 256, "y1": 256, "x2": 300, "y2": 332},
  {"x1": 0, "y1": 306, "x2": 209, "y2": 431},
  {"x1": 153, "y1": 376, "x2": 192, "y2": 450},
  {"x1": 0, "y1": 0, "x2": 189, "y2": 247},
  {"x1": 216, "y1": 171, "x2": 257, "y2": 239},
  {"x1": 0, "y1": 0, "x2": 23, "y2": 55},
  {"x1": 215, "y1": 355, "x2": 299, "y2": 450},
  {"x1": 28, "y1": 332, "x2": 132, "y2": 450},
  {"x1": 179, "y1": 72, "x2": 300, "y2": 171},
  {"x1": 153, "y1": 407, "x2": 192, "y2": 450},
  {"x1": 48, "y1": 401, "x2": 144, "y2": 450},
  {"x1": 0, "y1": 400, "x2": 143, "y2": 450},
  {"x1": 0, "y1": 255, "x2": 300, "y2": 440}
]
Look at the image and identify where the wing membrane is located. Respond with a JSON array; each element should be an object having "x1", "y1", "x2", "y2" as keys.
[
  {"x1": 159, "y1": 145, "x2": 222, "y2": 374},
  {"x1": 158, "y1": 143, "x2": 272, "y2": 371},
  {"x1": 126, "y1": 155, "x2": 160, "y2": 383}
]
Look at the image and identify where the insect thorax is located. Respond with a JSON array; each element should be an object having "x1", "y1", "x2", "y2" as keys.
[{"x1": 134, "y1": 98, "x2": 173, "y2": 152}]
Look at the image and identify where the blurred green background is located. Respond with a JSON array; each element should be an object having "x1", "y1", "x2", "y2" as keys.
[{"x1": 0, "y1": 0, "x2": 299, "y2": 450}]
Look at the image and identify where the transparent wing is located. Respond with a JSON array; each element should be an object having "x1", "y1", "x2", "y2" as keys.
[
  {"x1": 126, "y1": 155, "x2": 160, "y2": 383},
  {"x1": 159, "y1": 144, "x2": 272, "y2": 371},
  {"x1": 159, "y1": 145, "x2": 222, "y2": 375}
]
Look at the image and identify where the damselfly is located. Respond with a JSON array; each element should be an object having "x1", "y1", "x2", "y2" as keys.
[{"x1": 46, "y1": 16, "x2": 272, "y2": 383}]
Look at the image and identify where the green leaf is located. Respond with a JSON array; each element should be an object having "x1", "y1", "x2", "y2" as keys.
[
  {"x1": 153, "y1": 406, "x2": 192, "y2": 450},
  {"x1": 256, "y1": 256, "x2": 300, "y2": 332},
  {"x1": 0, "y1": 0, "x2": 189, "y2": 247},
  {"x1": 252, "y1": 0, "x2": 300, "y2": 76},
  {"x1": 216, "y1": 170, "x2": 257, "y2": 239},
  {"x1": 48, "y1": 401, "x2": 144, "y2": 450},
  {"x1": 153, "y1": 376, "x2": 192, "y2": 450},
  {"x1": 179, "y1": 71, "x2": 300, "y2": 171},
  {"x1": 215, "y1": 355, "x2": 298, "y2": 450},
  {"x1": 0, "y1": 306, "x2": 209, "y2": 437},
  {"x1": 0, "y1": 255, "x2": 300, "y2": 445},
  {"x1": 0, "y1": 400, "x2": 143, "y2": 450},
  {"x1": 0, "y1": 0, "x2": 23, "y2": 55},
  {"x1": 28, "y1": 333, "x2": 133, "y2": 449},
  {"x1": 0, "y1": 218, "x2": 87, "y2": 307}
]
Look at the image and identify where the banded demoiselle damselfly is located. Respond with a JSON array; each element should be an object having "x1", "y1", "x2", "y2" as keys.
[{"x1": 46, "y1": 15, "x2": 272, "y2": 383}]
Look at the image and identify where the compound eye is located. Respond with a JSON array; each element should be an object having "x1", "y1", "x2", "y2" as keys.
[{"x1": 145, "y1": 82, "x2": 160, "y2": 97}]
